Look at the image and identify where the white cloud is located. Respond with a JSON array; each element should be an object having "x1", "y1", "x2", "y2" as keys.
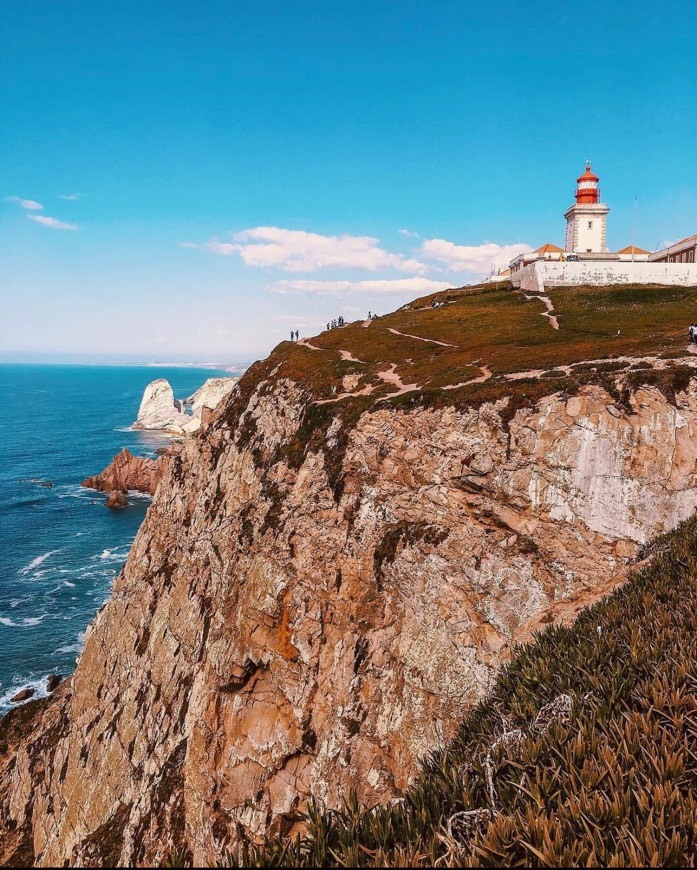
[
  {"x1": 6, "y1": 196, "x2": 44, "y2": 211},
  {"x1": 27, "y1": 215, "x2": 78, "y2": 231},
  {"x1": 398, "y1": 228, "x2": 420, "y2": 239},
  {"x1": 58, "y1": 193, "x2": 81, "y2": 201},
  {"x1": 181, "y1": 226, "x2": 427, "y2": 274},
  {"x1": 268, "y1": 277, "x2": 453, "y2": 295},
  {"x1": 421, "y1": 239, "x2": 533, "y2": 274}
]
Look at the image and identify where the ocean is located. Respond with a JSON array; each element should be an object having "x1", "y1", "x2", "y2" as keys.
[{"x1": 0, "y1": 364, "x2": 238, "y2": 713}]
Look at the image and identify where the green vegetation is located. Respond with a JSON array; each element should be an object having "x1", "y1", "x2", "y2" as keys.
[
  {"x1": 238, "y1": 514, "x2": 697, "y2": 867},
  {"x1": 216, "y1": 281, "x2": 697, "y2": 502},
  {"x1": 226, "y1": 283, "x2": 697, "y2": 420}
]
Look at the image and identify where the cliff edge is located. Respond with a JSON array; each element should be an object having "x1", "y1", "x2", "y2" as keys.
[{"x1": 2, "y1": 282, "x2": 697, "y2": 866}]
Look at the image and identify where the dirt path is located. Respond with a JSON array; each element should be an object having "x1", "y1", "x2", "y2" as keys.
[
  {"x1": 524, "y1": 293, "x2": 559, "y2": 330},
  {"x1": 297, "y1": 339, "x2": 323, "y2": 351},
  {"x1": 339, "y1": 349, "x2": 364, "y2": 363},
  {"x1": 443, "y1": 364, "x2": 492, "y2": 390},
  {"x1": 315, "y1": 353, "x2": 697, "y2": 406},
  {"x1": 376, "y1": 364, "x2": 420, "y2": 397},
  {"x1": 387, "y1": 327, "x2": 457, "y2": 347},
  {"x1": 504, "y1": 355, "x2": 697, "y2": 382},
  {"x1": 315, "y1": 383, "x2": 375, "y2": 405}
]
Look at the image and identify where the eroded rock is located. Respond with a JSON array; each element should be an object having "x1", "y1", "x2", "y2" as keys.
[
  {"x1": 46, "y1": 676, "x2": 62, "y2": 693},
  {"x1": 81, "y1": 448, "x2": 164, "y2": 498},
  {"x1": 4, "y1": 376, "x2": 697, "y2": 866},
  {"x1": 132, "y1": 378, "x2": 190, "y2": 433}
]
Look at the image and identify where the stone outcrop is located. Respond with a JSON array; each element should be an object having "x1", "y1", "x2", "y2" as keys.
[
  {"x1": 3, "y1": 369, "x2": 697, "y2": 866},
  {"x1": 104, "y1": 490, "x2": 128, "y2": 509},
  {"x1": 133, "y1": 377, "x2": 237, "y2": 436},
  {"x1": 9, "y1": 690, "x2": 34, "y2": 705},
  {"x1": 132, "y1": 378, "x2": 191, "y2": 433},
  {"x1": 185, "y1": 377, "x2": 238, "y2": 419},
  {"x1": 81, "y1": 448, "x2": 164, "y2": 499}
]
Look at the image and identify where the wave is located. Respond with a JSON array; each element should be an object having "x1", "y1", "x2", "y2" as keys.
[
  {"x1": 18, "y1": 550, "x2": 60, "y2": 576},
  {"x1": 0, "y1": 614, "x2": 46, "y2": 628},
  {"x1": 53, "y1": 630, "x2": 86, "y2": 657},
  {"x1": 0, "y1": 676, "x2": 50, "y2": 711}
]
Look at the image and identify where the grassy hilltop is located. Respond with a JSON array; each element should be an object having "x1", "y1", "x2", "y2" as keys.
[
  {"x1": 220, "y1": 281, "x2": 697, "y2": 496},
  {"x1": 229, "y1": 281, "x2": 697, "y2": 412}
]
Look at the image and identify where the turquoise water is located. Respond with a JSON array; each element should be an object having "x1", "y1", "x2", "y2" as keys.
[{"x1": 0, "y1": 364, "x2": 237, "y2": 712}]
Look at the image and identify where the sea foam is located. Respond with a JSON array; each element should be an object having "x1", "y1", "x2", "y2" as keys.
[{"x1": 18, "y1": 550, "x2": 60, "y2": 576}]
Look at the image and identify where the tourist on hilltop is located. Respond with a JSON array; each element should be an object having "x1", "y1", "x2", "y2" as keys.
[{"x1": 690, "y1": 324, "x2": 697, "y2": 344}]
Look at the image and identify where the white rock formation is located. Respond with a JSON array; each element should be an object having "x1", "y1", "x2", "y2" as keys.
[
  {"x1": 132, "y1": 379, "x2": 190, "y2": 434},
  {"x1": 133, "y1": 377, "x2": 238, "y2": 435},
  {"x1": 185, "y1": 377, "x2": 238, "y2": 420}
]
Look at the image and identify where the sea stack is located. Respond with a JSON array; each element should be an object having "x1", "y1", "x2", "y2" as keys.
[
  {"x1": 81, "y1": 448, "x2": 167, "y2": 506},
  {"x1": 132, "y1": 378, "x2": 191, "y2": 433},
  {"x1": 132, "y1": 377, "x2": 237, "y2": 435}
]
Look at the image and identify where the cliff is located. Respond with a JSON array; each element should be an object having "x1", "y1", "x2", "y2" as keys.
[
  {"x1": 251, "y1": 513, "x2": 697, "y2": 867},
  {"x1": 2, "y1": 282, "x2": 697, "y2": 866}
]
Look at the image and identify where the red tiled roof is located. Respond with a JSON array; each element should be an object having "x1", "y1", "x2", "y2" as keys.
[
  {"x1": 534, "y1": 242, "x2": 564, "y2": 254},
  {"x1": 617, "y1": 245, "x2": 650, "y2": 255}
]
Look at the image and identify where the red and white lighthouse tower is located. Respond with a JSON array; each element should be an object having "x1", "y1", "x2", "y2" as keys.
[{"x1": 564, "y1": 161, "x2": 609, "y2": 253}]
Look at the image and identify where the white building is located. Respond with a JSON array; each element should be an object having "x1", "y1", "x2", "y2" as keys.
[{"x1": 509, "y1": 164, "x2": 697, "y2": 291}]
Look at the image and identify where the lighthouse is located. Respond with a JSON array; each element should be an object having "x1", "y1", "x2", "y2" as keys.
[{"x1": 564, "y1": 162, "x2": 609, "y2": 253}]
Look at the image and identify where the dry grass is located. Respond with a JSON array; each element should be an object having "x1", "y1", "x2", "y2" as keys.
[{"x1": 216, "y1": 281, "x2": 697, "y2": 497}]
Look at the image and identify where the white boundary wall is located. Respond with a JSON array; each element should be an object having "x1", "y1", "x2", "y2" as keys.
[{"x1": 511, "y1": 261, "x2": 697, "y2": 293}]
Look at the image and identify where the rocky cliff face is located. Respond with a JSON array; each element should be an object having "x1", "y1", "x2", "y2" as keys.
[{"x1": 3, "y1": 366, "x2": 697, "y2": 866}]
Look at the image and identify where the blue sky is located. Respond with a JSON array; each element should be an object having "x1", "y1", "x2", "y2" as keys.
[{"x1": 2, "y1": 0, "x2": 696, "y2": 362}]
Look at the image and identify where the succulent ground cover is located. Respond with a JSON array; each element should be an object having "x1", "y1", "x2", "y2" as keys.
[{"x1": 238, "y1": 513, "x2": 697, "y2": 868}]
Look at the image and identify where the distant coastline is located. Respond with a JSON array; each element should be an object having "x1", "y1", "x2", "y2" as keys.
[
  {"x1": 145, "y1": 362, "x2": 247, "y2": 373},
  {"x1": 0, "y1": 359, "x2": 249, "y2": 373}
]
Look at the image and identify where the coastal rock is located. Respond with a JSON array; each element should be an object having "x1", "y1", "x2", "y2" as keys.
[
  {"x1": 10, "y1": 689, "x2": 35, "y2": 704},
  {"x1": 104, "y1": 490, "x2": 128, "y2": 509},
  {"x1": 185, "y1": 377, "x2": 238, "y2": 419},
  {"x1": 5, "y1": 371, "x2": 697, "y2": 866},
  {"x1": 46, "y1": 675, "x2": 62, "y2": 693},
  {"x1": 132, "y1": 377, "x2": 237, "y2": 436},
  {"x1": 132, "y1": 378, "x2": 190, "y2": 434},
  {"x1": 81, "y1": 448, "x2": 164, "y2": 498}
]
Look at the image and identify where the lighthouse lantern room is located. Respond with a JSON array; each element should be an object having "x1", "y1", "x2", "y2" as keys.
[{"x1": 564, "y1": 162, "x2": 609, "y2": 253}]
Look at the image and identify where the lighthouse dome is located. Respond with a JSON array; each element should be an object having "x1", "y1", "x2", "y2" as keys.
[{"x1": 575, "y1": 161, "x2": 600, "y2": 204}]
